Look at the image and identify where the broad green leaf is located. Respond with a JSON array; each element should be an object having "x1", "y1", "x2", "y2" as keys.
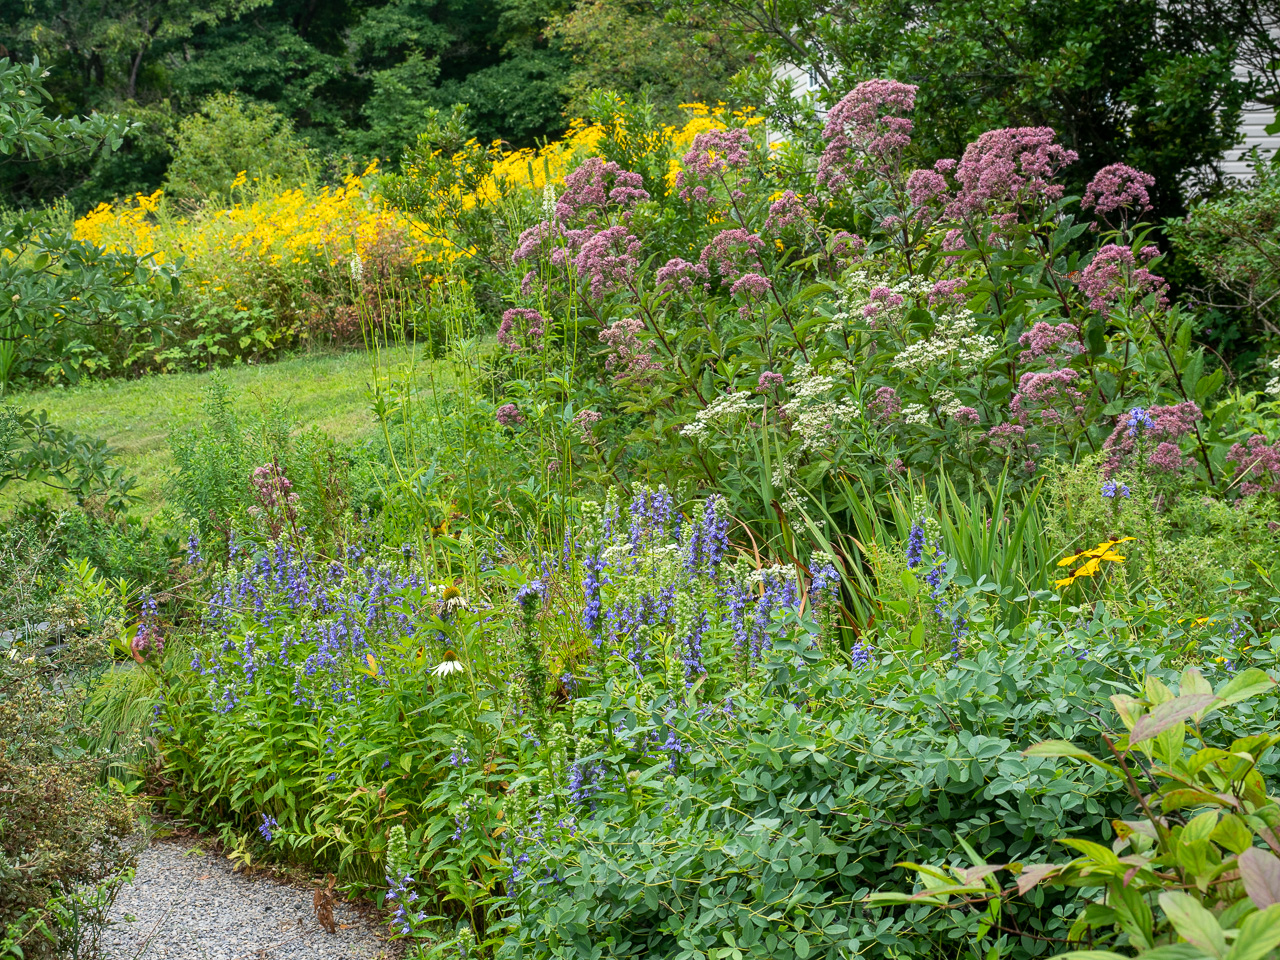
[
  {"x1": 1023, "y1": 740, "x2": 1118, "y2": 774},
  {"x1": 1159, "y1": 891, "x2": 1227, "y2": 958},
  {"x1": 1227, "y1": 903, "x2": 1280, "y2": 960},
  {"x1": 1216, "y1": 669, "x2": 1275, "y2": 708}
]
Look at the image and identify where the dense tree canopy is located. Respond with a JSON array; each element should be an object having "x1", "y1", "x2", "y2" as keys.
[{"x1": 674, "y1": 0, "x2": 1279, "y2": 219}]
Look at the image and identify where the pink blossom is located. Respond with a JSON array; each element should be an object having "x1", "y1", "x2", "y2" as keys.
[
  {"x1": 756, "y1": 371, "x2": 785, "y2": 393},
  {"x1": 557, "y1": 157, "x2": 649, "y2": 223},
  {"x1": 1228, "y1": 435, "x2": 1280, "y2": 496},
  {"x1": 700, "y1": 228, "x2": 764, "y2": 279},
  {"x1": 764, "y1": 190, "x2": 815, "y2": 232},
  {"x1": 496, "y1": 403, "x2": 525, "y2": 427},
  {"x1": 1148, "y1": 441, "x2": 1185, "y2": 473},
  {"x1": 497, "y1": 308, "x2": 546, "y2": 352},
  {"x1": 953, "y1": 406, "x2": 981, "y2": 425},
  {"x1": 1009, "y1": 369, "x2": 1086, "y2": 426},
  {"x1": 574, "y1": 409, "x2": 602, "y2": 439},
  {"x1": 573, "y1": 226, "x2": 641, "y2": 298},
  {"x1": 599, "y1": 318, "x2": 662, "y2": 384},
  {"x1": 1017, "y1": 321, "x2": 1081, "y2": 367},
  {"x1": 888, "y1": 457, "x2": 906, "y2": 474},
  {"x1": 1140, "y1": 245, "x2": 1160, "y2": 261},
  {"x1": 655, "y1": 257, "x2": 710, "y2": 293},
  {"x1": 929, "y1": 278, "x2": 966, "y2": 305},
  {"x1": 1076, "y1": 243, "x2": 1169, "y2": 314},
  {"x1": 830, "y1": 232, "x2": 865, "y2": 258},
  {"x1": 950, "y1": 127, "x2": 1077, "y2": 214},
  {"x1": 906, "y1": 168, "x2": 949, "y2": 207},
  {"x1": 1101, "y1": 401, "x2": 1201, "y2": 476},
  {"x1": 817, "y1": 79, "x2": 918, "y2": 192},
  {"x1": 677, "y1": 127, "x2": 755, "y2": 202},
  {"x1": 869, "y1": 386, "x2": 900, "y2": 421},
  {"x1": 987, "y1": 422, "x2": 1027, "y2": 450},
  {"x1": 520, "y1": 269, "x2": 538, "y2": 296},
  {"x1": 512, "y1": 220, "x2": 557, "y2": 265},
  {"x1": 1082, "y1": 163, "x2": 1154, "y2": 216}
]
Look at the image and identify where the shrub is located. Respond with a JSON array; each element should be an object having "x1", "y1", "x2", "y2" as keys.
[{"x1": 0, "y1": 656, "x2": 137, "y2": 959}]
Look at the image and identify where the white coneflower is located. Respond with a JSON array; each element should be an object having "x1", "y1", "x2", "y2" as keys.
[
  {"x1": 433, "y1": 650, "x2": 465, "y2": 677},
  {"x1": 441, "y1": 584, "x2": 467, "y2": 614}
]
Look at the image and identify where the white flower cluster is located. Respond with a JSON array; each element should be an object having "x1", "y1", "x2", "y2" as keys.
[
  {"x1": 830, "y1": 271, "x2": 932, "y2": 327},
  {"x1": 680, "y1": 390, "x2": 760, "y2": 439},
  {"x1": 935, "y1": 389, "x2": 966, "y2": 418},
  {"x1": 901, "y1": 403, "x2": 930, "y2": 425},
  {"x1": 891, "y1": 310, "x2": 998, "y2": 373},
  {"x1": 746, "y1": 563, "x2": 796, "y2": 585},
  {"x1": 786, "y1": 362, "x2": 859, "y2": 452},
  {"x1": 1267, "y1": 357, "x2": 1280, "y2": 399}
]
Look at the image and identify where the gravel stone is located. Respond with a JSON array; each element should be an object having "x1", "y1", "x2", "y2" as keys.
[{"x1": 103, "y1": 840, "x2": 390, "y2": 959}]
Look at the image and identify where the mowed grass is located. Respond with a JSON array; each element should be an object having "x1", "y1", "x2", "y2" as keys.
[{"x1": 5, "y1": 346, "x2": 426, "y2": 514}]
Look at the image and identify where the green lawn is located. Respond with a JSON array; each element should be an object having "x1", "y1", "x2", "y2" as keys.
[{"x1": 6, "y1": 346, "x2": 427, "y2": 514}]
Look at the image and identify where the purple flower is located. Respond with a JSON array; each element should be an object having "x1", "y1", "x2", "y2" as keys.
[
  {"x1": 497, "y1": 308, "x2": 546, "y2": 352},
  {"x1": 496, "y1": 403, "x2": 525, "y2": 428},
  {"x1": 573, "y1": 225, "x2": 641, "y2": 299},
  {"x1": 655, "y1": 257, "x2": 710, "y2": 294},
  {"x1": 949, "y1": 127, "x2": 1077, "y2": 215},
  {"x1": 556, "y1": 157, "x2": 649, "y2": 223},
  {"x1": 906, "y1": 521, "x2": 925, "y2": 569},
  {"x1": 258, "y1": 814, "x2": 277, "y2": 842},
  {"x1": 817, "y1": 79, "x2": 918, "y2": 190},
  {"x1": 1076, "y1": 244, "x2": 1169, "y2": 314},
  {"x1": 756, "y1": 371, "x2": 784, "y2": 393},
  {"x1": 599, "y1": 319, "x2": 662, "y2": 385},
  {"x1": 1082, "y1": 163, "x2": 1155, "y2": 217}
]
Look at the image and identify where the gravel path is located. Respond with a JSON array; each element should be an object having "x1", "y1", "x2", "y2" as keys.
[{"x1": 104, "y1": 841, "x2": 390, "y2": 960}]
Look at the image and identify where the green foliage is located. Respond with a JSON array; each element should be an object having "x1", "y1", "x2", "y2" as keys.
[
  {"x1": 675, "y1": 0, "x2": 1253, "y2": 218},
  {"x1": 550, "y1": 0, "x2": 740, "y2": 122},
  {"x1": 0, "y1": 58, "x2": 178, "y2": 386},
  {"x1": 0, "y1": 655, "x2": 138, "y2": 959},
  {"x1": 1167, "y1": 155, "x2": 1280, "y2": 365},
  {"x1": 878, "y1": 665, "x2": 1280, "y2": 958},
  {"x1": 163, "y1": 93, "x2": 314, "y2": 202},
  {"x1": 0, "y1": 407, "x2": 139, "y2": 512}
]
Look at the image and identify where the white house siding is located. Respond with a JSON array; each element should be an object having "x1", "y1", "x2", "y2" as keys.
[{"x1": 1223, "y1": 101, "x2": 1280, "y2": 179}]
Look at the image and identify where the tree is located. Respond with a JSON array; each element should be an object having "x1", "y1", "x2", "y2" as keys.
[
  {"x1": 0, "y1": 58, "x2": 176, "y2": 385},
  {"x1": 549, "y1": 0, "x2": 741, "y2": 122},
  {"x1": 672, "y1": 0, "x2": 1261, "y2": 218}
]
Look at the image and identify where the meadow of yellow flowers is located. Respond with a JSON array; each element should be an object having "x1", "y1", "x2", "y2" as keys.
[{"x1": 67, "y1": 103, "x2": 760, "y2": 370}]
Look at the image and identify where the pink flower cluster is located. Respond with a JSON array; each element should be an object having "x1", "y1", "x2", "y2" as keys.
[
  {"x1": 730, "y1": 272, "x2": 773, "y2": 318},
  {"x1": 677, "y1": 127, "x2": 755, "y2": 203},
  {"x1": 1008, "y1": 368, "x2": 1086, "y2": 426},
  {"x1": 929, "y1": 278, "x2": 966, "y2": 305},
  {"x1": 252, "y1": 461, "x2": 299, "y2": 511},
  {"x1": 1017, "y1": 321, "x2": 1081, "y2": 367},
  {"x1": 756, "y1": 371, "x2": 785, "y2": 393},
  {"x1": 1101, "y1": 402, "x2": 1201, "y2": 477},
  {"x1": 764, "y1": 190, "x2": 816, "y2": 232},
  {"x1": 700, "y1": 228, "x2": 764, "y2": 280},
  {"x1": 557, "y1": 157, "x2": 649, "y2": 223},
  {"x1": 817, "y1": 79, "x2": 918, "y2": 192},
  {"x1": 496, "y1": 403, "x2": 525, "y2": 428},
  {"x1": 906, "y1": 168, "x2": 949, "y2": 207},
  {"x1": 1082, "y1": 163, "x2": 1154, "y2": 217},
  {"x1": 950, "y1": 127, "x2": 1078, "y2": 214},
  {"x1": 497, "y1": 307, "x2": 546, "y2": 352},
  {"x1": 573, "y1": 226, "x2": 641, "y2": 299},
  {"x1": 830, "y1": 231, "x2": 865, "y2": 259},
  {"x1": 656, "y1": 257, "x2": 709, "y2": 294},
  {"x1": 1076, "y1": 244, "x2": 1168, "y2": 314},
  {"x1": 574, "y1": 409, "x2": 602, "y2": 439},
  {"x1": 863, "y1": 285, "x2": 904, "y2": 321},
  {"x1": 599, "y1": 318, "x2": 662, "y2": 384},
  {"x1": 869, "y1": 386, "x2": 900, "y2": 422},
  {"x1": 1227, "y1": 435, "x2": 1280, "y2": 497}
]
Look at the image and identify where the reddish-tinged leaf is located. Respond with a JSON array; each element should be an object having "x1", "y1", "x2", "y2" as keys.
[
  {"x1": 1130, "y1": 694, "x2": 1219, "y2": 744},
  {"x1": 1240, "y1": 847, "x2": 1280, "y2": 908},
  {"x1": 1017, "y1": 863, "x2": 1061, "y2": 895}
]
